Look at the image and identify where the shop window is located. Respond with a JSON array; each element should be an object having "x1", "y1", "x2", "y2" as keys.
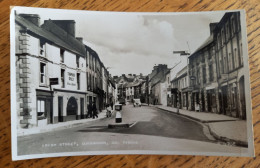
[
  {"x1": 232, "y1": 86, "x2": 237, "y2": 108},
  {"x1": 61, "y1": 69, "x2": 65, "y2": 88},
  {"x1": 40, "y1": 62, "x2": 46, "y2": 85},
  {"x1": 37, "y1": 99, "x2": 46, "y2": 120},
  {"x1": 60, "y1": 49, "x2": 64, "y2": 63},
  {"x1": 212, "y1": 93, "x2": 216, "y2": 107}
]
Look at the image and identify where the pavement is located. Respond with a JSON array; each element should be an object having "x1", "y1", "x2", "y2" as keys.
[
  {"x1": 17, "y1": 109, "x2": 115, "y2": 137},
  {"x1": 148, "y1": 104, "x2": 248, "y2": 147}
]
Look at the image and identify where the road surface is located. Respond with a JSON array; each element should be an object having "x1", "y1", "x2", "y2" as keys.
[{"x1": 17, "y1": 104, "x2": 245, "y2": 156}]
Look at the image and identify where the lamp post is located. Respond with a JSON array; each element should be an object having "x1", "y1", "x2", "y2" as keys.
[{"x1": 172, "y1": 50, "x2": 190, "y2": 113}]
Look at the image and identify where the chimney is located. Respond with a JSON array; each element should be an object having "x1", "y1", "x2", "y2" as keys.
[
  {"x1": 52, "y1": 20, "x2": 76, "y2": 37},
  {"x1": 128, "y1": 74, "x2": 132, "y2": 76},
  {"x1": 19, "y1": 14, "x2": 40, "y2": 26},
  {"x1": 76, "y1": 37, "x2": 83, "y2": 43},
  {"x1": 209, "y1": 23, "x2": 218, "y2": 35},
  {"x1": 140, "y1": 73, "x2": 143, "y2": 77}
]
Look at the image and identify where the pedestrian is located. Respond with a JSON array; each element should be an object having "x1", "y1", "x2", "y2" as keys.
[
  {"x1": 111, "y1": 101, "x2": 114, "y2": 110},
  {"x1": 92, "y1": 102, "x2": 98, "y2": 119},
  {"x1": 87, "y1": 103, "x2": 92, "y2": 118},
  {"x1": 106, "y1": 104, "x2": 112, "y2": 117}
]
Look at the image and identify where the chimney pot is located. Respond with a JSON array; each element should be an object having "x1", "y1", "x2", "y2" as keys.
[{"x1": 19, "y1": 14, "x2": 40, "y2": 26}]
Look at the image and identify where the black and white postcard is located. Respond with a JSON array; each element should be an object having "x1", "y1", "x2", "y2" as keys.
[{"x1": 10, "y1": 7, "x2": 254, "y2": 160}]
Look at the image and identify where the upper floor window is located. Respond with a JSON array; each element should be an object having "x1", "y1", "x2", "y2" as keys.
[
  {"x1": 231, "y1": 17, "x2": 236, "y2": 36},
  {"x1": 77, "y1": 73, "x2": 80, "y2": 90},
  {"x1": 61, "y1": 69, "x2": 65, "y2": 88},
  {"x1": 86, "y1": 51, "x2": 89, "y2": 67},
  {"x1": 225, "y1": 22, "x2": 230, "y2": 40},
  {"x1": 203, "y1": 67, "x2": 206, "y2": 83},
  {"x1": 60, "y1": 49, "x2": 64, "y2": 63},
  {"x1": 39, "y1": 40, "x2": 45, "y2": 57},
  {"x1": 40, "y1": 62, "x2": 46, "y2": 85},
  {"x1": 221, "y1": 29, "x2": 225, "y2": 45},
  {"x1": 76, "y1": 55, "x2": 80, "y2": 68},
  {"x1": 209, "y1": 64, "x2": 214, "y2": 82}
]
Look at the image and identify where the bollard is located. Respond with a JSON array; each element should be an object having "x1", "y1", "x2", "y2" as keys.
[{"x1": 115, "y1": 111, "x2": 122, "y2": 123}]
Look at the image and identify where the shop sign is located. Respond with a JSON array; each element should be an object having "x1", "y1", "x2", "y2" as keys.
[
  {"x1": 67, "y1": 72, "x2": 76, "y2": 86},
  {"x1": 49, "y1": 78, "x2": 59, "y2": 85}
]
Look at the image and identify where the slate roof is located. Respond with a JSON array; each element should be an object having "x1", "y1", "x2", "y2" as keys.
[
  {"x1": 15, "y1": 15, "x2": 86, "y2": 57},
  {"x1": 192, "y1": 35, "x2": 214, "y2": 55}
]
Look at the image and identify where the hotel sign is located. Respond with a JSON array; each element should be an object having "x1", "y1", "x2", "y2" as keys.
[{"x1": 67, "y1": 72, "x2": 76, "y2": 86}]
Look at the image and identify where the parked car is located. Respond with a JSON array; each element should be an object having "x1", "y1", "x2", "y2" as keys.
[
  {"x1": 133, "y1": 99, "x2": 141, "y2": 107},
  {"x1": 118, "y1": 98, "x2": 126, "y2": 105}
]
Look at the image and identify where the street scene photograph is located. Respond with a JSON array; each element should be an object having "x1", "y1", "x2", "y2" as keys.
[{"x1": 10, "y1": 7, "x2": 254, "y2": 160}]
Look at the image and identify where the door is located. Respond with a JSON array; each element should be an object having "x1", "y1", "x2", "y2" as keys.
[
  {"x1": 80, "y1": 98, "x2": 84, "y2": 119},
  {"x1": 58, "y1": 96, "x2": 63, "y2": 122},
  {"x1": 46, "y1": 98, "x2": 53, "y2": 124}
]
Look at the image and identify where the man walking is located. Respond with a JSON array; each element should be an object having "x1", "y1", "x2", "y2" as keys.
[
  {"x1": 92, "y1": 102, "x2": 98, "y2": 119},
  {"x1": 87, "y1": 102, "x2": 92, "y2": 118},
  {"x1": 111, "y1": 101, "x2": 114, "y2": 110}
]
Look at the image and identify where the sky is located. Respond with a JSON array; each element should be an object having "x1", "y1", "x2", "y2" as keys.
[{"x1": 15, "y1": 7, "x2": 225, "y2": 76}]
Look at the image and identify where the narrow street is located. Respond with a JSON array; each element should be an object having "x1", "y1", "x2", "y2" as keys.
[{"x1": 18, "y1": 104, "x2": 244, "y2": 155}]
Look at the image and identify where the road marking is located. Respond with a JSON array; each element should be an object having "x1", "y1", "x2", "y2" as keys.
[{"x1": 129, "y1": 121, "x2": 138, "y2": 128}]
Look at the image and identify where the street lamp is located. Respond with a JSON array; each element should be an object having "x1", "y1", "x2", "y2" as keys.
[{"x1": 172, "y1": 50, "x2": 190, "y2": 113}]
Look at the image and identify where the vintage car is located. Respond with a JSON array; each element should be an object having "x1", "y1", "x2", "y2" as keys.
[
  {"x1": 133, "y1": 99, "x2": 141, "y2": 107},
  {"x1": 118, "y1": 98, "x2": 126, "y2": 105}
]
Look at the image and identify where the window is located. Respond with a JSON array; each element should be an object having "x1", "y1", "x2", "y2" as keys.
[
  {"x1": 77, "y1": 73, "x2": 80, "y2": 90},
  {"x1": 225, "y1": 22, "x2": 230, "y2": 40},
  {"x1": 232, "y1": 86, "x2": 237, "y2": 108},
  {"x1": 39, "y1": 40, "x2": 45, "y2": 56},
  {"x1": 201, "y1": 53, "x2": 205, "y2": 63},
  {"x1": 217, "y1": 34, "x2": 221, "y2": 49},
  {"x1": 240, "y1": 43, "x2": 243, "y2": 66},
  {"x1": 60, "y1": 49, "x2": 64, "y2": 63},
  {"x1": 221, "y1": 29, "x2": 225, "y2": 45},
  {"x1": 234, "y1": 48, "x2": 238, "y2": 68},
  {"x1": 209, "y1": 65, "x2": 213, "y2": 82},
  {"x1": 228, "y1": 53, "x2": 233, "y2": 71},
  {"x1": 61, "y1": 69, "x2": 65, "y2": 88},
  {"x1": 203, "y1": 67, "x2": 206, "y2": 83},
  {"x1": 37, "y1": 99, "x2": 46, "y2": 120},
  {"x1": 40, "y1": 63, "x2": 46, "y2": 84},
  {"x1": 86, "y1": 51, "x2": 89, "y2": 67},
  {"x1": 76, "y1": 55, "x2": 80, "y2": 68},
  {"x1": 197, "y1": 70, "x2": 200, "y2": 84},
  {"x1": 231, "y1": 17, "x2": 235, "y2": 36}
]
